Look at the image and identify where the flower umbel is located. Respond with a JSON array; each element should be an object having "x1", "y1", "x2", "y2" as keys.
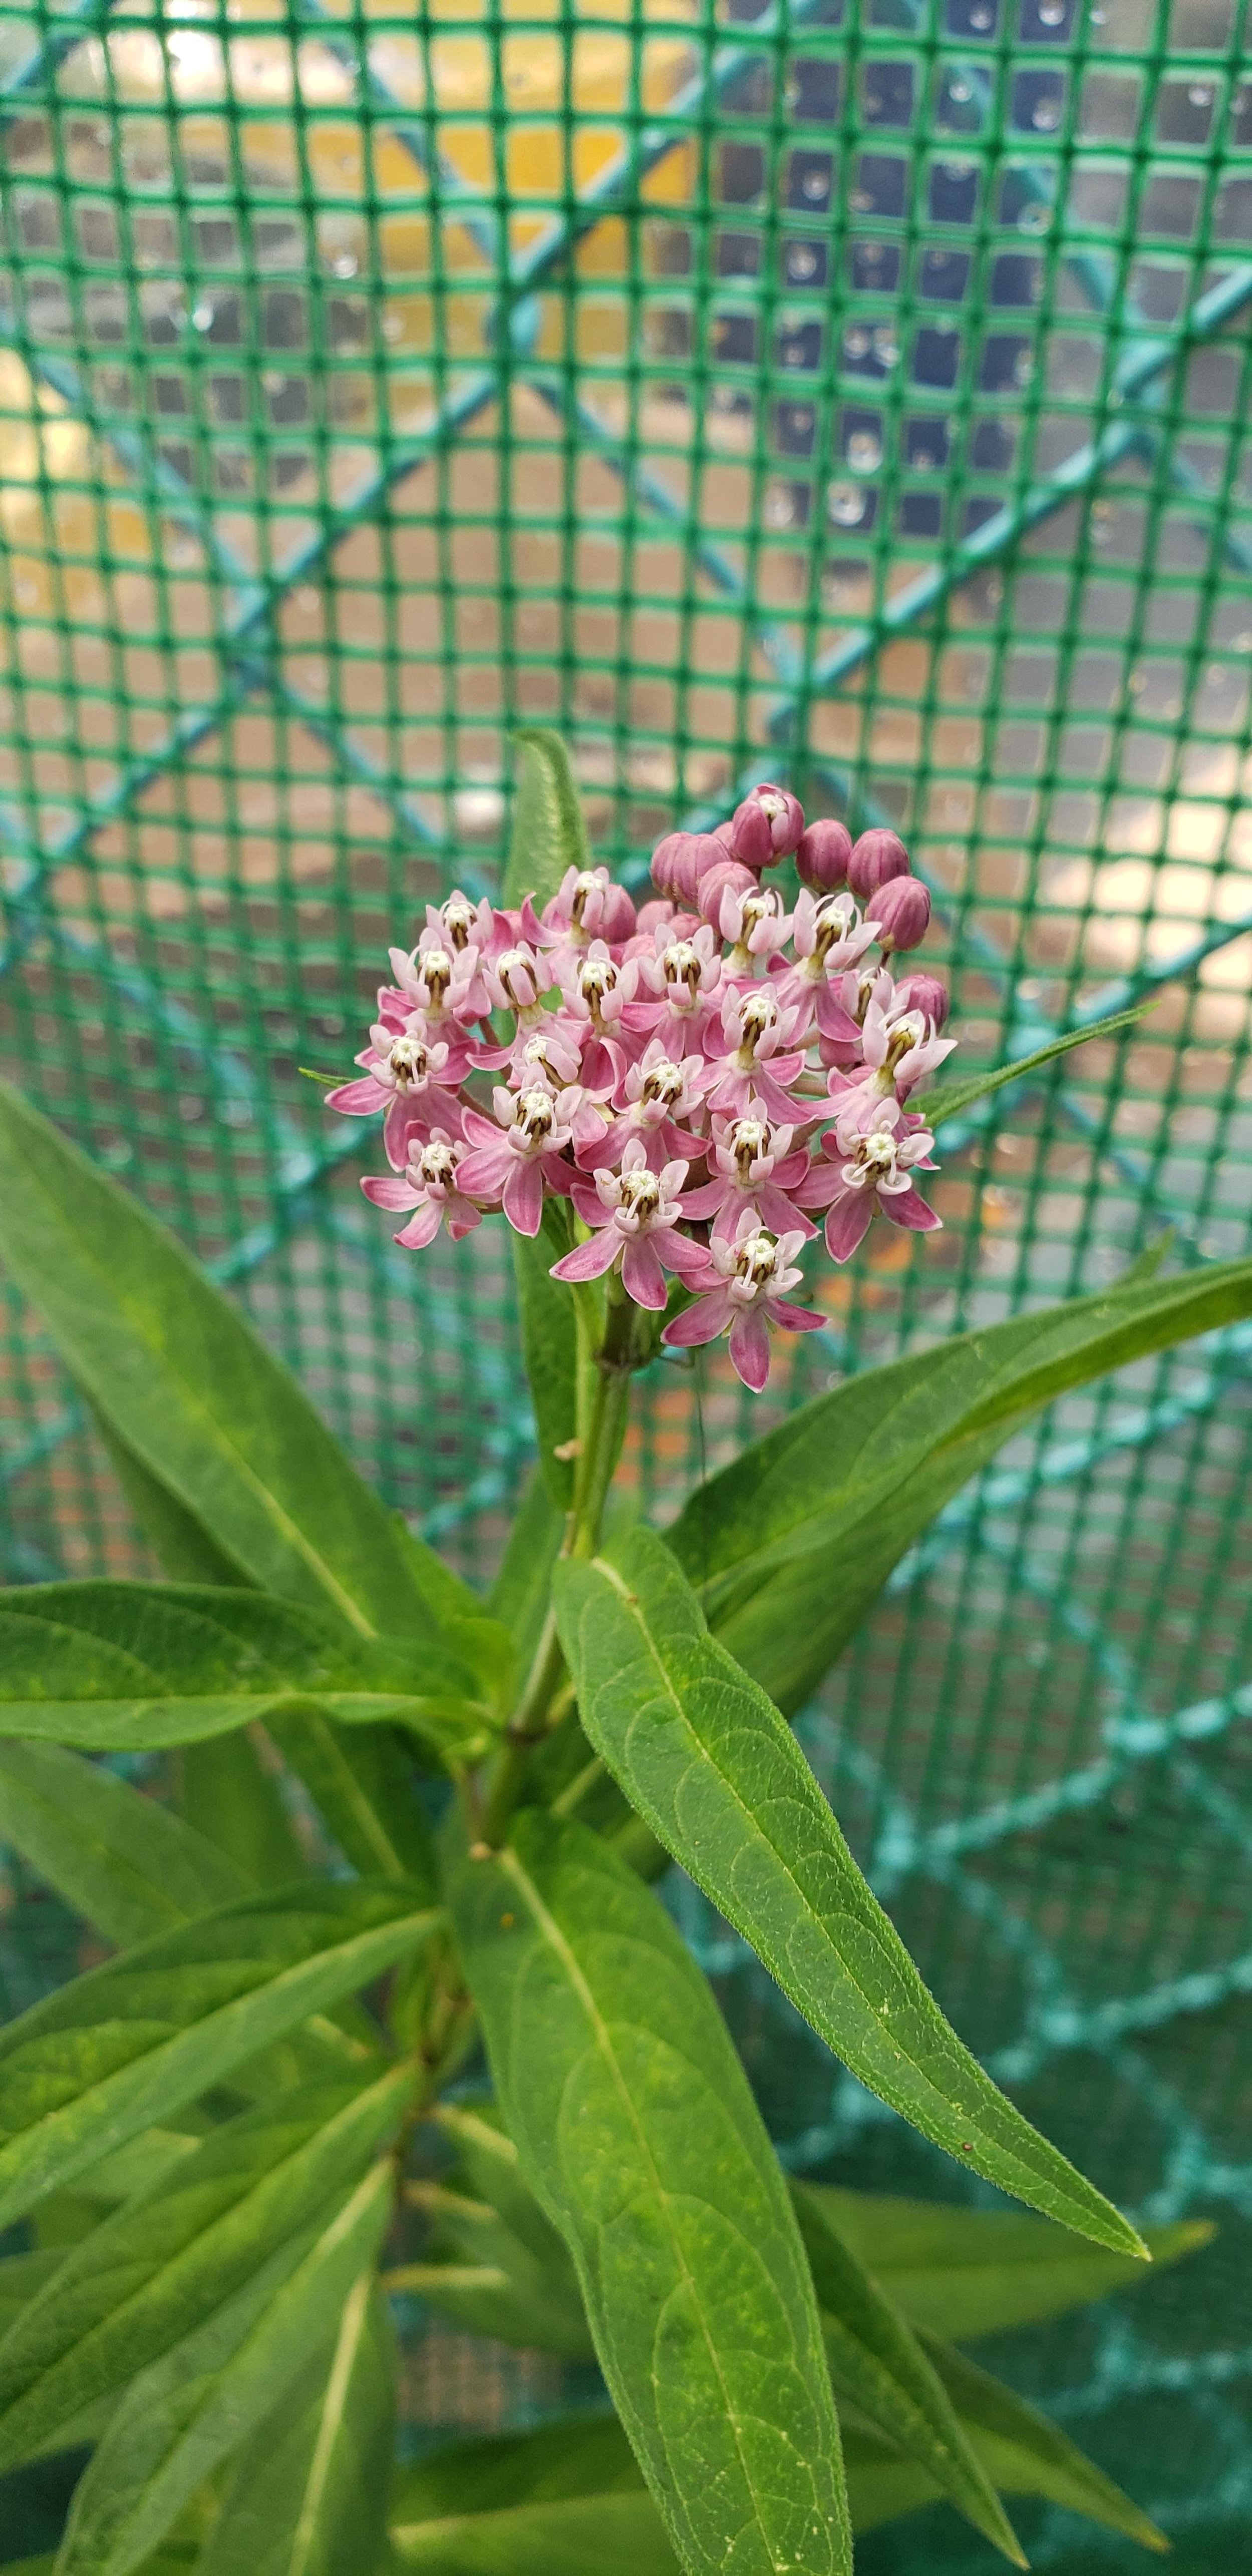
[{"x1": 331, "y1": 796, "x2": 951, "y2": 1388}]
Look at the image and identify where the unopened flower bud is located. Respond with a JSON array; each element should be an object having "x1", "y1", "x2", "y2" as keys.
[
  {"x1": 728, "y1": 782, "x2": 805, "y2": 867},
  {"x1": 871, "y1": 874, "x2": 931, "y2": 953},
  {"x1": 651, "y1": 829, "x2": 725, "y2": 907},
  {"x1": 847, "y1": 827, "x2": 911, "y2": 900},
  {"x1": 697, "y1": 857, "x2": 757, "y2": 929},
  {"x1": 894, "y1": 969, "x2": 949, "y2": 1027},
  {"x1": 796, "y1": 817, "x2": 852, "y2": 894},
  {"x1": 636, "y1": 898, "x2": 675, "y2": 933},
  {"x1": 597, "y1": 881, "x2": 637, "y2": 943}
]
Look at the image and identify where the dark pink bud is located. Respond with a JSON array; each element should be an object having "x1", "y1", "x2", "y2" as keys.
[
  {"x1": 847, "y1": 827, "x2": 911, "y2": 900},
  {"x1": 598, "y1": 882, "x2": 637, "y2": 943},
  {"x1": 713, "y1": 818, "x2": 737, "y2": 848},
  {"x1": 651, "y1": 830, "x2": 725, "y2": 906},
  {"x1": 796, "y1": 817, "x2": 852, "y2": 894},
  {"x1": 871, "y1": 874, "x2": 931, "y2": 953},
  {"x1": 894, "y1": 969, "x2": 949, "y2": 1027},
  {"x1": 697, "y1": 857, "x2": 757, "y2": 929},
  {"x1": 636, "y1": 898, "x2": 675, "y2": 934},
  {"x1": 728, "y1": 782, "x2": 805, "y2": 866}
]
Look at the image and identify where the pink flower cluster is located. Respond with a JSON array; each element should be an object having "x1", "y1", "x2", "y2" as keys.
[{"x1": 330, "y1": 787, "x2": 953, "y2": 1391}]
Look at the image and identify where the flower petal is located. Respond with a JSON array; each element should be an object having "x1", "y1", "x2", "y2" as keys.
[
  {"x1": 824, "y1": 1190, "x2": 875, "y2": 1264},
  {"x1": 620, "y1": 1236, "x2": 668, "y2": 1310},
  {"x1": 728, "y1": 1307, "x2": 771, "y2": 1392}
]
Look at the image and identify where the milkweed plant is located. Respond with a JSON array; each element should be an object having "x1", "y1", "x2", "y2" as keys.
[{"x1": 0, "y1": 731, "x2": 1242, "y2": 2575}]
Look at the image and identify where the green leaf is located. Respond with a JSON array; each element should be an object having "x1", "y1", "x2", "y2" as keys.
[
  {"x1": 429, "y1": 2099, "x2": 572, "y2": 2271},
  {"x1": 0, "y1": 1743, "x2": 247, "y2": 1949},
  {"x1": 0, "y1": 1082, "x2": 486, "y2": 1650},
  {"x1": 54, "y1": 2161, "x2": 394, "y2": 2576},
  {"x1": 448, "y1": 1810, "x2": 849, "y2": 2576},
  {"x1": 554, "y1": 1527, "x2": 1141, "y2": 2254},
  {"x1": 511, "y1": 1227, "x2": 578, "y2": 1511},
  {"x1": 487, "y1": 1472, "x2": 563, "y2": 1674},
  {"x1": 500, "y1": 730, "x2": 590, "y2": 912},
  {"x1": 919, "y1": 2333, "x2": 1167, "y2": 2551},
  {"x1": 0, "y1": 2249, "x2": 64, "y2": 2335},
  {"x1": 0, "y1": 1582, "x2": 491, "y2": 1763},
  {"x1": 912, "y1": 1006, "x2": 1145, "y2": 1130},
  {"x1": 668, "y1": 1258, "x2": 1252, "y2": 1712},
  {"x1": 0, "y1": 2067, "x2": 412, "y2": 2474},
  {"x1": 0, "y1": 1879, "x2": 435, "y2": 2229},
  {"x1": 390, "y1": 2416, "x2": 679, "y2": 2574},
  {"x1": 196, "y1": 2276, "x2": 396, "y2": 2576},
  {"x1": 394, "y1": 2184, "x2": 593, "y2": 2359},
  {"x1": 263, "y1": 1711, "x2": 437, "y2": 1893},
  {"x1": 804, "y1": 2188, "x2": 1211, "y2": 2343},
  {"x1": 176, "y1": 1732, "x2": 306, "y2": 1892},
  {"x1": 790, "y1": 2184, "x2": 1022, "y2": 2562}
]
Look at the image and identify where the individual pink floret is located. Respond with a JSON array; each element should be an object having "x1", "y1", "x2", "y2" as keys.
[
  {"x1": 577, "y1": 1040, "x2": 712, "y2": 1173},
  {"x1": 662, "y1": 1217, "x2": 824, "y2": 1391},
  {"x1": 326, "y1": 1025, "x2": 465, "y2": 1167},
  {"x1": 680, "y1": 1111, "x2": 816, "y2": 1241},
  {"x1": 705, "y1": 985, "x2": 807, "y2": 1123},
  {"x1": 456, "y1": 1084, "x2": 586, "y2": 1236},
  {"x1": 361, "y1": 1128, "x2": 482, "y2": 1248},
  {"x1": 553, "y1": 1143, "x2": 713, "y2": 1311},
  {"x1": 799, "y1": 1096, "x2": 941, "y2": 1262}
]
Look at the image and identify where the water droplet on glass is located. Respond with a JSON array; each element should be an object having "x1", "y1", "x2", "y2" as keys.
[
  {"x1": 913, "y1": 449, "x2": 935, "y2": 472},
  {"x1": 788, "y1": 245, "x2": 817, "y2": 280},
  {"x1": 848, "y1": 430, "x2": 882, "y2": 472},
  {"x1": 845, "y1": 325, "x2": 871, "y2": 359},
  {"x1": 1032, "y1": 97, "x2": 1061, "y2": 130},
  {"x1": 331, "y1": 252, "x2": 358, "y2": 279},
  {"x1": 191, "y1": 298, "x2": 214, "y2": 332},
  {"x1": 949, "y1": 77, "x2": 973, "y2": 104},
  {"x1": 970, "y1": 3, "x2": 993, "y2": 26},
  {"x1": 828, "y1": 481, "x2": 867, "y2": 526}
]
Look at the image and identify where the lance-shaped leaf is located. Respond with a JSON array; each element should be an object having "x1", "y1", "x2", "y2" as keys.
[
  {"x1": 391, "y1": 2416, "x2": 678, "y2": 2573},
  {"x1": 0, "y1": 1080, "x2": 498, "y2": 1662},
  {"x1": 389, "y1": 2182, "x2": 593, "y2": 2360},
  {"x1": 0, "y1": 2068, "x2": 412, "y2": 2473},
  {"x1": 554, "y1": 1527, "x2": 1140, "y2": 2255},
  {"x1": 0, "y1": 1879, "x2": 435, "y2": 2229},
  {"x1": 512, "y1": 1224, "x2": 579, "y2": 1511},
  {"x1": 54, "y1": 2161, "x2": 394, "y2": 2576},
  {"x1": 177, "y1": 1730, "x2": 306, "y2": 1892},
  {"x1": 805, "y1": 2186, "x2": 1210, "y2": 2344},
  {"x1": 920, "y1": 2333, "x2": 1166, "y2": 2551},
  {"x1": 0, "y1": 1582, "x2": 491, "y2": 1764},
  {"x1": 667, "y1": 1257, "x2": 1252, "y2": 1711},
  {"x1": 791, "y1": 2183, "x2": 1022, "y2": 2561},
  {"x1": 488, "y1": 1469, "x2": 564, "y2": 1674},
  {"x1": 449, "y1": 1810, "x2": 849, "y2": 2576},
  {"x1": 196, "y1": 2275, "x2": 396, "y2": 2576},
  {"x1": 912, "y1": 1006, "x2": 1144, "y2": 1131},
  {"x1": 500, "y1": 727, "x2": 590, "y2": 911},
  {"x1": 262, "y1": 1710, "x2": 437, "y2": 1892},
  {"x1": 0, "y1": 1743, "x2": 247, "y2": 1950}
]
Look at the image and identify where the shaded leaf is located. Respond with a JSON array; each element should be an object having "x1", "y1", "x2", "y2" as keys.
[
  {"x1": 500, "y1": 730, "x2": 589, "y2": 912},
  {"x1": 511, "y1": 1227, "x2": 578, "y2": 1511},
  {"x1": 390, "y1": 2415, "x2": 678, "y2": 2574},
  {"x1": 395, "y1": 2185, "x2": 592, "y2": 2360},
  {"x1": 913, "y1": 1007, "x2": 1144, "y2": 1131},
  {"x1": 449, "y1": 1809, "x2": 848, "y2": 2576},
  {"x1": 263, "y1": 1710, "x2": 436, "y2": 1893},
  {"x1": 0, "y1": 1744, "x2": 246, "y2": 1949},
  {"x1": 0, "y1": 2068, "x2": 411, "y2": 2474},
  {"x1": 177, "y1": 1732, "x2": 305, "y2": 1892},
  {"x1": 920, "y1": 2333, "x2": 1167, "y2": 2551},
  {"x1": 792, "y1": 2183, "x2": 1022, "y2": 2561},
  {"x1": 54, "y1": 2163, "x2": 394, "y2": 2576},
  {"x1": 554, "y1": 1528, "x2": 1140, "y2": 2253},
  {"x1": 668, "y1": 1259, "x2": 1252, "y2": 1712},
  {"x1": 197, "y1": 2276, "x2": 396, "y2": 2576},
  {"x1": 0, "y1": 1880, "x2": 434, "y2": 2228},
  {"x1": 0, "y1": 1583, "x2": 490, "y2": 1764},
  {"x1": 486, "y1": 1471, "x2": 563, "y2": 1675}
]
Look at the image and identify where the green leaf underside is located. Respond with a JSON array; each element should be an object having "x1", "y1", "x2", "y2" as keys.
[
  {"x1": 913, "y1": 1006, "x2": 1145, "y2": 1130},
  {"x1": 0, "y1": 1880, "x2": 436, "y2": 2229},
  {"x1": 501, "y1": 729, "x2": 590, "y2": 912},
  {"x1": 790, "y1": 2185, "x2": 1023, "y2": 2563},
  {"x1": 0, "y1": 1582, "x2": 490, "y2": 1761},
  {"x1": 449, "y1": 1809, "x2": 849, "y2": 2576},
  {"x1": 53, "y1": 2162, "x2": 393, "y2": 2576},
  {"x1": 554, "y1": 1528, "x2": 1140, "y2": 2255},
  {"x1": 0, "y1": 1742, "x2": 247, "y2": 1951},
  {"x1": 805, "y1": 2187, "x2": 1211, "y2": 2343},
  {"x1": 197, "y1": 2275, "x2": 396, "y2": 2576},
  {"x1": 0, "y1": 1082, "x2": 488, "y2": 1652},
  {"x1": 0, "y1": 2068, "x2": 412, "y2": 2473},
  {"x1": 668, "y1": 1259, "x2": 1252, "y2": 1712}
]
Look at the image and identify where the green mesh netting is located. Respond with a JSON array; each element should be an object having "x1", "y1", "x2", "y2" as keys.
[{"x1": 0, "y1": 0, "x2": 1249, "y2": 2562}]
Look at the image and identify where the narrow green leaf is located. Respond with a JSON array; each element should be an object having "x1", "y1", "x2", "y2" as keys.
[
  {"x1": 919, "y1": 2332, "x2": 1167, "y2": 2551},
  {"x1": 95, "y1": 1418, "x2": 245, "y2": 1591},
  {"x1": 804, "y1": 2187, "x2": 1211, "y2": 2343},
  {"x1": 390, "y1": 2416, "x2": 678, "y2": 2574},
  {"x1": 449, "y1": 1810, "x2": 849, "y2": 2576},
  {"x1": 0, "y1": 1879, "x2": 436, "y2": 2228},
  {"x1": 396, "y1": 2184, "x2": 593, "y2": 2359},
  {"x1": 0, "y1": 2249, "x2": 64, "y2": 2334},
  {"x1": 0, "y1": 1743, "x2": 246, "y2": 1949},
  {"x1": 486, "y1": 1470, "x2": 563, "y2": 1673},
  {"x1": 791, "y1": 2183, "x2": 1023, "y2": 2562},
  {"x1": 554, "y1": 1527, "x2": 1141, "y2": 2255},
  {"x1": 177, "y1": 1731, "x2": 306, "y2": 1891},
  {"x1": 500, "y1": 729, "x2": 590, "y2": 911},
  {"x1": 511, "y1": 1226, "x2": 578, "y2": 1510},
  {"x1": 0, "y1": 2068, "x2": 411, "y2": 2473},
  {"x1": 913, "y1": 1006, "x2": 1145, "y2": 1130},
  {"x1": 429, "y1": 2099, "x2": 571, "y2": 2270},
  {"x1": 0, "y1": 1082, "x2": 486, "y2": 1650},
  {"x1": 196, "y1": 2276, "x2": 396, "y2": 2576},
  {"x1": 264, "y1": 1711, "x2": 436, "y2": 1893},
  {"x1": 0, "y1": 1582, "x2": 491, "y2": 1763},
  {"x1": 668, "y1": 1258, "x2": 1252, "y2": 1711},
  {"x1": 54, "y1": 2161, "x2": 394, "y2": 2576}
]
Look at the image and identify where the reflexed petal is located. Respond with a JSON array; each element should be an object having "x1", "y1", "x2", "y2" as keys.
[
  {"x1": 394, "y1": 1202, "x2": 444, "y2": 1249},
  {"x1": 883, "y1": 1184, "x2": 942, "y2": 1233},
  {"x1": 824, "y1": 1189, "x2": 875, "y2": 1264},
  {"x1": 326, "y1": 1074, "x2": 385, "y2": 1115},
  {"x1": 551, "y1": 1230, "x2": 621, "y2": 1282},
  {"x1": 503, "y1": 1157, "x2": 545, "y2": 1235},
  {"x1": 728, "y1": 1307, "x2": 771, "y2": 1391},
  {"x1": 361, "y1": 1174, "x2": 419, "y2": 1211},
  {"x1": 620, "y1": 1236, "x2": 668, "y2": 1310},
  {"x1": 662, "y1": 1287, "x2": 734, "y2": 1349}
]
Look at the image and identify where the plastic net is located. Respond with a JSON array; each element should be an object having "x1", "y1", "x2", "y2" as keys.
[{"x1": 0, "y1": 0, "x2": 1249, "y2": 2561}]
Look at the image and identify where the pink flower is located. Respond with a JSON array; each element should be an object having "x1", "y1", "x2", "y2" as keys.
[
  {"x1": 705, "y1": 985, "x2": 806, "y2": 1123},
  {"x1": 577, "y1": 1040, "x2": 712, "y2": 1172},
  {"x1": 456, "y1": 1084, "x2": 584, "y2": 1236},
  {"x1": 719, "y1": 882, "x2": 794, "y2": 973},
  {"x1": 556, "y1": 942, "x2": 640, "y2": 1088},
  {"x1": 798, "y1": 1097, "x2": 941, "y2": 1262},
  {"x1": 537, "y1": 865, "x2": 636, "y2": 964},
  {"x1": 776, "y1": 892, "x2": 880, "y2": 1045},
  {"x1": 796, "y1": 817, "x2": 851, "y2": 893},
  {"x1": 680, "y1": 1112, "x2": 816, "y2": 1241},
  {"x1": 552, "y1": 1143, "x2": 713, "y2": 1310},
  {"x1": 361, "y1": 1129, "x2": 482, "y2": 1248},
  {"x1": 662, "y1": 1217, "x2": 824, "y2": 1391},
  {"x1": 727, "y1": 783, "x2": 805, "y2": 866},
  {"x1": 481, "y1": 943, "x2": 552, "y2": 1022},
  {"x1": 326, "y1": 1024, "x2": 464, "y2": 1166},
  {"x1": 636, "y1": 925, "x2": 723, "y2": 1052},
  {"x1": 388, "y1": 940, "x2": 484, "y2": 1033},
  {"x1": 839, "y1": 994, "x2": 956, "y2": 1105}
]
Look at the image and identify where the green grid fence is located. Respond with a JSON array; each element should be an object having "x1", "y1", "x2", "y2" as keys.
[{"x1": 0, "y1": 0, "x2": 1249, "y2": 2564}]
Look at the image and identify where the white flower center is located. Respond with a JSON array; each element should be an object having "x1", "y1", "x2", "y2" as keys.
[
  {"x1": 641, "y1": 1058, "x2": 684, "y2": 1107},
  {"x1": 417, "y1": 1141, "x2": 457, "y2": 1187},
  {"x1": 517, "y1": 1089, "x2": 556, "y2": 1144},
  {"x1": 859, "y1": 1130, "x2": 899, "y2": 1176},
  {"x1": 442, "y1": 899, "x2": 476, "y2": 951},
  {"x1": 618, "y1": 1168, "x2": 661, "y2": 1219},
  {"x1": 734, "y1": 1230, "x2": 781, "y2": 1288},
  {"x1": 388, "y1": 1036, "x2": 428, "y2": 1086}
]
